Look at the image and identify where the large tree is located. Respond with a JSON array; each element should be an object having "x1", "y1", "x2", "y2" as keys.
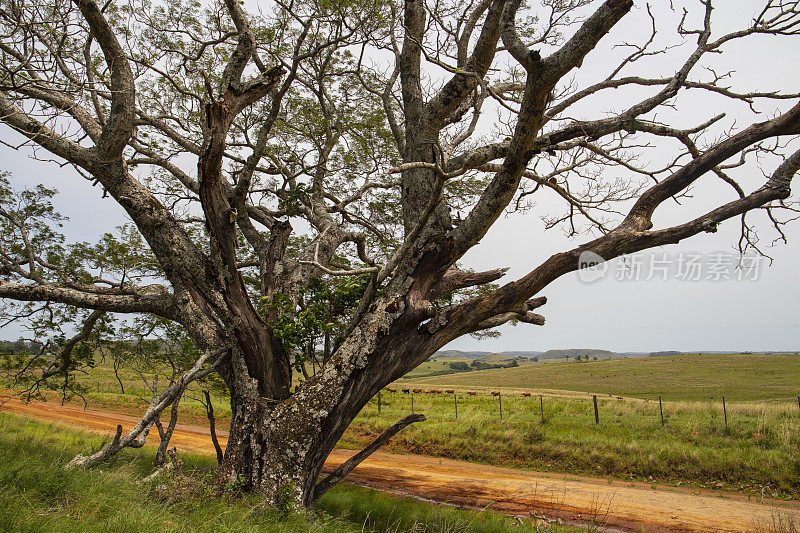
[{"x1": 1, "y1": 0, "x2": 799, "y2": 507}]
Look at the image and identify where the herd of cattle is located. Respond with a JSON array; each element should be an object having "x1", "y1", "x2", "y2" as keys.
[{"x1": 384, "y1": 387, "x2": 535, "y2": 397}]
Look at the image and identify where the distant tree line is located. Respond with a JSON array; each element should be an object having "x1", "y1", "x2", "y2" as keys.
[
  {"x1": 0, "y1": 339, "x2": 38, "y2": 355},
  {"x1": 448, "y1": 359, "x2": 519, "y2": 373}
]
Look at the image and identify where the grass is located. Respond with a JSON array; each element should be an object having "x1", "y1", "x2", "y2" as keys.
[
  {"x1": 404, "y1": 355, "x2": 534, "y2": 379},
  {"x1": 8, "y1": 352, "x2": 800, "y2": 503},
  {"x1": 403, "y1": 359, "x2": 463, "y2": 378},
  {"x1": 337, "y1": 389, "x2": 800, "y2": 500},
  {"x1": 0, "y1": 412, "x2": 572, "y2": 533},
  {"x1": 406, "y1": 353, "x2": 800, "y2": 401}
]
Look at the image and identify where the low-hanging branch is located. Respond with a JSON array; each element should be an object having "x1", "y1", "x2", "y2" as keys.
[{"x1": 311, "y1": 413, "x2": 426, "y2": 503}]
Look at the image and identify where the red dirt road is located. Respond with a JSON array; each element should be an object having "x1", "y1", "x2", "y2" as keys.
[{"x1": 2, "y1": 396, "x2": 798, "y2": 532}]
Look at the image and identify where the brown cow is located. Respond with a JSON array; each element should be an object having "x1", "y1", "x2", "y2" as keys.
[
  {"x1": 522, "y1": 392, "x2": 532, "y2": 397},
  {"x1": 413, "y1": 388, "x2": 423, "y2": 393},
  {"x1": 445, "y1": 389, "x2": 455, "y2": 394},
  {"x1": 491, "y1": 391, "x2": 501, "y2": 396},
  {"x1": 467, "y1": 391, "x2": 477, "y2": 396}
]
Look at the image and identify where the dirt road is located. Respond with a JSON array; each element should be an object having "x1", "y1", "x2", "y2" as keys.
[{"x1": 2, "y1": 396, "x2": 798, "y2": 532}]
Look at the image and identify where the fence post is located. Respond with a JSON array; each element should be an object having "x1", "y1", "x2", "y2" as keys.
[
  {"x1": 498, "y1": 393, "x2": 503, "y2": 421},
  {"x1": 797, "y1": 395, "x2": 799, "y2": 414},
  {"x1": 411, "y1": 391, "x2": 415, "y2": 414},
  {"x1": 454, "y1": 392, "x2": 458, "y2": 420},
  {"x1": 540, "y1": 395, "x2": 544, "y2": 423},
  {"x1": 593, "y1": 395, "x2": 599, "y2": 425},
  {"x1": 377, "y1": 390, "x2": 381, "y2": 414},
  {"x1": 659, "y1": 395, "x2": 664, "y2": 427},
  {"x1": 722, "y1": 395, "x2": 728, "y2": 426}
]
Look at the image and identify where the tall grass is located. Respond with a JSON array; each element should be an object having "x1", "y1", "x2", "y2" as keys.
[
  {"x1": 339, "y1": 390, "x2": 800, "y2": 499},
  {"x1": 0, "y1": 413, "x2": 571, "y2": 533}
]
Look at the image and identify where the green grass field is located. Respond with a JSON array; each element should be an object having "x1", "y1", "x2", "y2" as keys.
[
  {"x1": 402, "y1": 358, "x2": 463, "y2": 378},
  {"x1": 0, "y1": 413, "x2": 567, "y2": 533},
  {"x1": 405, "y1": 353, "x2": 800, "y2": 401},
  {"x1": 7, "y1": 352, "x2": 800, "y2": 502}
]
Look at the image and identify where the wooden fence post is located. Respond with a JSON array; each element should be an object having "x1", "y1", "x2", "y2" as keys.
[
  {"x1": 540, "y1": 395, "x2": 544, "y2": 423},
  {"x1": 593, "y1": 395, "x2": 599, "y2": 425},
  {"x1": 454, "y1": 392, "x2": 458, "y2": 420},
  {"x1": 411, "y1": 391, "x2": 415, "y2": 414},
  {"x1": 498, "y1": 393, "x2": 503, "y2": 421},
  {"x1": 722, "y1": 395, "x2": 728, "y2": 426},
  {"x1": 659, "y1": 395, "x2": 664, "y2": 427},
  {"x1": 377, "y1": 390, "x2": 381, "y2": 414}
]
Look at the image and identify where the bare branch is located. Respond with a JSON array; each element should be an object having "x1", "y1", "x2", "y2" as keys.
[{"x1": 312, "y1": 413, "x2": 426, "y2": 502}]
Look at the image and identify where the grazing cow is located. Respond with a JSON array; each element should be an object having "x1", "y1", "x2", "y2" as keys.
[
  {"x1": 445, "y1": 389, "x2": 455, "y2": 394},
  {"x1": 491, "y1": 391, "x2": 501, "y2": 396},
  {"x1": 413, "y1": 388, "x2": 423, "y2": 393},
  {"x1": 402, "y1": 389, "x2": 410, "y2": 393},
  {"x1": 386, "y1": 388, "x2": 397, "y2": 393},
  {"x1": 522, "y1": 392, "x2": 532, "y2": 397},
  {"x1": 467, "y1": 391, "x2": 477, "y2": 396}
]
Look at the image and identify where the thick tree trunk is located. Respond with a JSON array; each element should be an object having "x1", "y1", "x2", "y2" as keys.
[
  {"x1": 218, "y1": 393, "x2": 338, "y2": 507},
  {"x1": 216, "y1": 287, "x2": 440, "y2": 508},
  {"x1": 218, "y1": 385, "x2": 369, "y2": 507}
]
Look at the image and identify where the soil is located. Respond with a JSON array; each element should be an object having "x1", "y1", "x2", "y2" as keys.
[{"x1": 2, "y1": 395, "x2": 798, "y2": 532}]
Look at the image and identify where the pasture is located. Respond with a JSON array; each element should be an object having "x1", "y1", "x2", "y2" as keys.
[
  {"x1": 406, "y1": 353, "x2": 800, "y2": 401},
  {"x1": 6, "y1": 352, "x2": 800, "y2": 500},
  {"x1": 342, "y1": 387, "x2": 800, "y2": 499}
]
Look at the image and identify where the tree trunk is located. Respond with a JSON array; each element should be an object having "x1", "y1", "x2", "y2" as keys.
[
  {"x1": 217, "y1": 393, "x2": 337, "y2": 507},
  {"x1": 216, "y1": 291, "x2": 437, "y2": 508}
]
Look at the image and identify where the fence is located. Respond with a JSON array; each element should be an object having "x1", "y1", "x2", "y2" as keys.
[{"x1": 371, "y1": 387, "x2": 800, "y2": 429}]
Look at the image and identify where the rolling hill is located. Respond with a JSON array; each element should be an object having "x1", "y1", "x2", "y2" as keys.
[{"x1": 406, "y1": 353, "x2": 800, "y2": 401}]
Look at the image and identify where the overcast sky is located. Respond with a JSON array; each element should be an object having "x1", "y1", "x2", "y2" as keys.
[{"x1": 2, "y1": 0, "x2": 798, "y2": 352}]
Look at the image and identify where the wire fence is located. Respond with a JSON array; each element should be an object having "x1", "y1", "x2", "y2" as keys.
[{"x1": 367, "y1": 387, "x2": 800, "y2": 430}]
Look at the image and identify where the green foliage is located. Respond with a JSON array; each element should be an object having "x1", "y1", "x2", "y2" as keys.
[
  {"x1": 0, "y1": 171, "x2": 66, "y2": 282},
  {"x1": 260, "y1": 275, "x2": 370, "y2": 371},
  {"x1": 64, "y1": 225, "x2": 162, "y2": 286},
  {"x1": 469, "y1": 359, "x2": 519, "y2": 371},
  {"x1": 278, "y1": 183, "x2": 316, "y2": 217},
  {"x1": 0, "y1": 338, "x2": 38, "y2": 355},
  {"x1": 443, "y1": 359, "x2": 519, "y2": 375}
]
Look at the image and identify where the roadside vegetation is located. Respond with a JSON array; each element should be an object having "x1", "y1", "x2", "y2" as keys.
[
  {"x1": 344, "y1": 390, "x2": 800, "y2": 500},
  {"x1": 5, "y1": 352, "x2": 800, "y2": 501},
  {"x1": 0, "y1": 413, "x2": 569, "y2": 533}
]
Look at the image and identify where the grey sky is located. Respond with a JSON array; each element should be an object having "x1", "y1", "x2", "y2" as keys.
[
  {"x1": 449, "y1": 0, "x2": 800, "y2": 352},
  {"x1": 1, "y1": 0, "x2": 798, "y2": 352}
]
